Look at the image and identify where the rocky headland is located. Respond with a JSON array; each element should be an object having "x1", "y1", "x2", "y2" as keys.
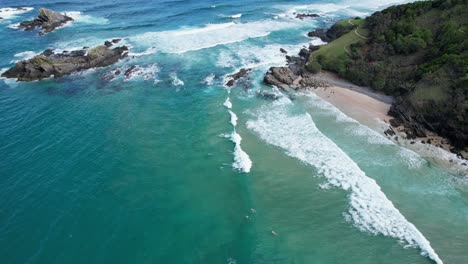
[
  {"x1": 272, "y1": 0, "x2": 467, "y2": 157},
  {"x1": 18, "y1": 8, "x2": 73, "y2": 35},
  {"x1": 1, "y1": 40, "x2": 129, "y2": 81},
  {"x1": 264, "y1": 46, "x2": 329, "y2": 90}
]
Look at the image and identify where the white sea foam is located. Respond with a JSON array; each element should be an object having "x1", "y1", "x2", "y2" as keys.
[
  {"x1": 219, "y1": 42, "x2": 309, "y2": 71},
  {"x1": 224, "y1": 98, "x2": 232, "y2": 109},
  {"x1": 217, "y1": 50, "x2": 238, "y2": 68},
  {"x1": 170, "y1": 73, "x2": 184, "y2": 86},
  {"x1": 229, "y1": 14, "x2": 242, "y2": 19},
  {"x1": 0, "y1": 7, "x2": 33, "y2": 20},
  {"x1": 129, "y1": 20, "x2": 295, "y2": 54},
  {"x1": 246, "y1": 97, "x2": 443, "y2": 264},
  {"x1": 310, "y1": 37, "x2": 327, "y2": 46},
  {"x1": 230, "y1": 131, "x2": 252, "y2": 173},
  {"x1": 398, "y1": 148, "x2": 426, "y2": 169},
  {"x1": 65, "y1": 11, "x2": 109, "y2": 25},
  {"x1": 203, "y1": 73, "x2": 216, "y2": 85},
  {"x1": 12, "y1": 51, "x2": 38, "y2": 62},
  {"x1": 128, "y1": 46, "x2": 157, "y2": 57},
  {"x1": 277, "y1": 0, "x2": 413, "y2": 19},
  {"x1": 228, "y1": 110, "x2": 238, "y2": 127},
  {"x1": 124, "y1": 64, "x2": 160, "y2": 82}
]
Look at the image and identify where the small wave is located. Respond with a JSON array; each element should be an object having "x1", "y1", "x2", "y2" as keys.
[
  {"x1": 0, "y1": 7, "x2": 33, "y2": 20},
  {"x1": 230, "y1": 131, "x2": 252, "y2": 173},
  {"x1": 129, "y1": 20, "x2": 295, "y2": 54},
  {"x1": 128, "y1": 46, "x2": 157, "y2": 57},
  {"x1": 170, "y1": 73, "x2": 184, "y2": 86},
  {"x1": 203, "y1": 74, "x2": 215, "y2": 85},
  {"x1": 12, "y1": 51, "x2": 38, "y2": 62},
  {"x1": 228, "y1": 110, "x2": 238, "y2": 127},
  {"x1": 65, "y1": 11, "x2": 109, "y2": 25},
  {"x1": 217, "y1": 42, "x2": 308, "y2": 71},
  {"x1": 125, "y1": 64, "x2": 160, "y2": 82},
  {"x1": 398, "y1": 148, "x2": 426, "y2": 169},
  {"x1": 229, "y1": 13, "x2": 242, "y2": 19},
  {"x1": 224, "y1": 98, "x2": 232, "y2": 109},
  {"x1": 246, "y1": 97, "x2": 443, "y2": 264}
]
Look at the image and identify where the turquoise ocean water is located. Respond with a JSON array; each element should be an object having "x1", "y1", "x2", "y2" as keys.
[{"x1": 0, "y1": 1, "x2": 467, "y2": 263}]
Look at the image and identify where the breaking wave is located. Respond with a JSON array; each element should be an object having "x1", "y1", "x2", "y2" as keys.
[
  {"x1": 129, "y1": 20, "x2": 296, "y2": 54},
  {"x1": 246, "y1": 97, "x2": 443, "y2": 264}
]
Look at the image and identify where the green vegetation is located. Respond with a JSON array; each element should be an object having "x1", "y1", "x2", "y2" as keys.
[
  {"x1": 311, "y1": 0, "x2": 468, "y2": 147},
  {"x1": 306, "y1": 61, "x2": 322, "y2": 73}
]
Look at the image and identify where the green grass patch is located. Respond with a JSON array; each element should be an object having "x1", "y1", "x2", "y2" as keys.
[
  {"x1": 311, "y1": 29, "x2": 364, "y2": 59},
  {"x1": 311, "y1": 18, "x2": 367, "y2": 60}
]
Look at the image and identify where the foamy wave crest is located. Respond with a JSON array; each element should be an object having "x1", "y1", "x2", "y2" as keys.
[
  {"x1": 129, "y1": 20, "x2": 295, "y2": 54},
  {"x1": 277, "y1": 0, "x2": 412, "y2": 18},
  {"x1": 230, "y1": 131, "x2": 252, "y2": 173},
  {"x1": 224, "y1": 98, "x2": 232, "y2": 109},
  {"x1": 398, "y1": 148, "x2": 426, "y2": 169},
  {"x1": 125, "y1": 64, "x2": 160, "y2": 82},
  {"x1": 65, "y1": 11, "x2": 109, "y2": 25},
  {"x1": 218, "y1": 42, "x2": 309, "y2": 70},
  {"x1": 128, "y1": 46, "x2": 157, "y2": 57},
  {"x1": 170, "y1": 73, "x2": 184, "y2": 86},
  {"x1": 228, "y1": 110, "x2": 238, "y2": 126},
  {"x1": 11, "y1": 51, "x2": 39, "y2": 62},
  {"x1": 0, "y1": 7, "x2": 33, "y2": 20},
  {"x1": 203, "y1": 74, "x2": 216, "y2": 85},
  {"x1": 246, "y1": 97, "x2": 443, "y2": 264},
  {"x1": 229, "y1": 14, "x2": 242, "y2": 19}
]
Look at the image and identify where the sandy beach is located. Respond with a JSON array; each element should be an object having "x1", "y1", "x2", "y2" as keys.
[
  {"x1": 311, "y1": 71, "x2": 468, "y2": 175},
  {"x1": 311, "y1": 71, "x2": 391, "y2": 129}
]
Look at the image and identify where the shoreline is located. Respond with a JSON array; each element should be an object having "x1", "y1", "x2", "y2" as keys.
[{"x1": 310, "y1": 71, "x2": 468, "y2": 175}]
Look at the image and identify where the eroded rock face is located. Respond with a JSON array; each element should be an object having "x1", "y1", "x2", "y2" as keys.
[
  {"x1": 1, "y1": 41, "x2": 129, "y2": 81},
  {"x1": 18, "y1": 8, "x2": 73, "y2": 35}
]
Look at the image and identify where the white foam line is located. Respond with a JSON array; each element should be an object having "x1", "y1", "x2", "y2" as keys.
[
  {"x1": 230, "y1": 130, "x2": 252, "y2": 173},
  {"x1": 224, "y1": 97, "x2": 233, "y2": 109},
  {"x1": 246, "y1": 97, "x2": 443, "y2": 264},
  {"x1": 225, "y1": 97, "x2": 252, "y2": 173},
  {"x1": 129, "y1": 20, "x2": 296, "y2": 54}
]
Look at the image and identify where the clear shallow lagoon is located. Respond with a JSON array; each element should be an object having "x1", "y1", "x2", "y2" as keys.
[{"x1": 0, "y1": 1, "x2": 467, "y2": 263}]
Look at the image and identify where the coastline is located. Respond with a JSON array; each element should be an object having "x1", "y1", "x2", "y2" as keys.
[{"x1": 310, "y1": 71, "x2": 468, "y2": 175}]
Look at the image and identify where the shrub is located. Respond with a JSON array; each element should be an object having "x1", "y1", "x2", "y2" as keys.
[{"x1": 306, "y1": 61, "x2": 322, "y2": 73}]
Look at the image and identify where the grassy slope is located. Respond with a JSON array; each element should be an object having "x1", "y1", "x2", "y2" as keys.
[{"x1": 312, "y1": 19, "x2": 368, "y2": 59}]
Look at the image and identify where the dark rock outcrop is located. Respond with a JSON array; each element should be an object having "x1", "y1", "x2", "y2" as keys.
[
  {"x1": 225, "y1": 68, "x2": 252, "y2": 87},
  {"x1": 389, "y1": 97, "x2": 468, "y2": 149},
  {"x1": 257, "y1": 90, "x2": 280, "y2": 100},
  {"x1": 2, "y1": 41, "x2": 129, "y2": 81},
  {"x1": 308, "y1": 23, "x2": 355, "y2": 42},
  {"x1": 18, "y1": 8, "x2": 73, "y2": 35},
  {"x1": 295, "y1": 13, "x2": 320, "y2": 20},
  {"x1": 388, "y1": 97, "x2": 427, "y2": 139}
]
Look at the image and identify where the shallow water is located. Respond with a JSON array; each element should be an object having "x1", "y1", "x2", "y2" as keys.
[{"x1": 0, "y1": 1, "x2": 467, "y2": 263}]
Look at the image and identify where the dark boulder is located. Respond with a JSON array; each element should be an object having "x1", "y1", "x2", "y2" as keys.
[
  {"x1": 225, "y1": 68, "x2": 252, "y2": 87},
  {"x1": 2, "y1": 41, "x2": 129, "y2": 81},
  {"x1": 295, "y1": 13, "x2": 320, "y2": 20},
  {"x1": 18, "y1": 8, "x2": 73, "y2": 35}
]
